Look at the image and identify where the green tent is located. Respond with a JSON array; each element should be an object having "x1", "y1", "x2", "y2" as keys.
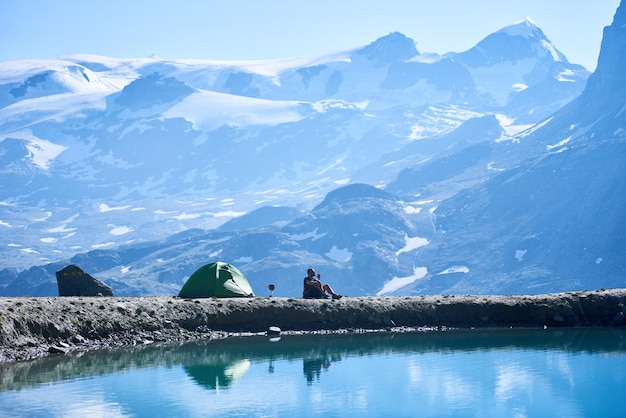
[{"x1": 178, "y1": 262, "x2": 255, "y2": 298}]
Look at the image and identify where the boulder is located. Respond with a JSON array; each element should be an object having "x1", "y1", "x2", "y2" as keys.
[{"x1": 56, "y1": 264, "x2": 114, "y2": 296}]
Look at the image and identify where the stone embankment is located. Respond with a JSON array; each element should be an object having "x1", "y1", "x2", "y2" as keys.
[{"x1": 1, "y1": 289, "x2": 625, "y2": 363}]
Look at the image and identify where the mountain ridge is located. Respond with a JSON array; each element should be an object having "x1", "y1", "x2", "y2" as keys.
[{"x1": 1, "y1": 7, "x2": 621, "y2": 297}]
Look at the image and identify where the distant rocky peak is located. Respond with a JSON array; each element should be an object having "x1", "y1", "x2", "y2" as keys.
[
  {"x1": 458, "y1": 17, "x2": 567, "y2": 66},
  {"x1": 497, "y1": 17, "x2": 544, "y2": 39},
  {"x1": 353, "y1": 32, "x2": 419, "y2": 65},
  {"x1": 584, "y1": 0, "x2": 626, "y2": 102},
  {"x1": 313, "y1": 183, "x2": 394, "y2": 211}
]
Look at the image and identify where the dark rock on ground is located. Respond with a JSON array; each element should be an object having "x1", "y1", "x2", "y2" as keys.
[{"x1": 56, "y1": 264, "x2": 114, "y2": 297}]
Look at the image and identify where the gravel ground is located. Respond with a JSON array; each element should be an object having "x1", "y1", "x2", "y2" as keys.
[{"x1": 1, "y1": 289, "x2": 625, "y2": 363}]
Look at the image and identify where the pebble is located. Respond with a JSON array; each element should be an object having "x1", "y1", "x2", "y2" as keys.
[{"x1": 268, "y1": 326, "x2": 281, "y2": 336}]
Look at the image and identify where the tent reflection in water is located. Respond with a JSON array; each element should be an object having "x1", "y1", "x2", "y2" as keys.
[
  {"x1": 184, "y1": 359, "x2": 251, "y2": 390},
  {"x1": 178, "y1": 262, "x2": 255, "y2": 298}
]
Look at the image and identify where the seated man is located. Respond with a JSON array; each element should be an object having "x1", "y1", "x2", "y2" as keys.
[{"x1": 302, "y1": 268, "x2": 342, "y2": 300}]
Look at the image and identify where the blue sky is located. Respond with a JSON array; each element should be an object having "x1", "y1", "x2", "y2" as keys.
[{"x1": 1, "y1": 0, "x2": 620, "y2": 71}]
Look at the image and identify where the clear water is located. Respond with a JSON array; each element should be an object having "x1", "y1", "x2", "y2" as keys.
[{"x1": 0, "y1": 328, "x2": 624, "y2": 417}]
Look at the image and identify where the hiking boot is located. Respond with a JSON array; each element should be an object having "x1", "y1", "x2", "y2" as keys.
[{"x1": 332, "y1": 294, "x2": 343, "y2": 300}]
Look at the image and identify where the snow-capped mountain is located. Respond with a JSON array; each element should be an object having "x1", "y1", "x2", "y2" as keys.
[
  {"x1": 454, "y1": 17, "x2": 588, "y2": 123},
  {"x1": 386, "y1": 2, "x2": 626, "y2": 295},
  {"x1": 1, "y1": 11, "x2": 612, "y2": 297}
]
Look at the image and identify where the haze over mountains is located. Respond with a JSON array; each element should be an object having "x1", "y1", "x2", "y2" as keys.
[{"x1": 1, "y1": 4, "x2": 624, "y2": 297}]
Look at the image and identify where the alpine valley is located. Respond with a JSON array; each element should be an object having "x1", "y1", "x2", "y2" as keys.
[{"x1": 1, "y1": 4, "x2": 624, "y2": 297}]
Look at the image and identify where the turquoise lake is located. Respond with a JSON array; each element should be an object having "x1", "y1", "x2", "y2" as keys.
[{"x1": 0, "y1": 328, "x2": 624, "y2": 417}]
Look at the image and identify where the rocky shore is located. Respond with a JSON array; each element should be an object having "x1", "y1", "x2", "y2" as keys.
[{"x1": 1, "y1": 288, "x2": 625, "y2": 363}]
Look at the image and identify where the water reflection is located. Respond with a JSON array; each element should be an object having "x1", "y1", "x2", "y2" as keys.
[
  {"x1": 0, "y1": 328, "x2": 626, "y2": 390},
  {"x1": 0, "y1": 328, "x2": 625, "y2": 417},
  {"x1": 303, "y1": 353, "x2": 339, "y2": 384},
  {"x1": 1, "y1": 327, "x2": 624, "y2": 392},
  {"x1": 184, "y1": 360, "x2": 251, "y2": 390}
]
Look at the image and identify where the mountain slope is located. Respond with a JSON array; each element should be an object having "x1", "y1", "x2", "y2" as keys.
[
  {"x1": 389, "y1": 2, "x2": 626, "y2": 295},
  {"x1": 0, "y1": 15, "x2": 606, "y2": 296}
]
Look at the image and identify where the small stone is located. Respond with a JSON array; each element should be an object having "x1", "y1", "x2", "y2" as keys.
[
  {"x1": 48, "y1": 345, "x2": 69, "y2": 355},
  {"x1": 268, "y1": 326, "x2": 281, "y2": 336},
  {"x1": 383, "y1": 315, "x2": 396, "y2": 326}
]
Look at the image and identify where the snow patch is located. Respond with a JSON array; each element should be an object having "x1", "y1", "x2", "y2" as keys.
[
  {"x1": 109, "y1": 226, "x2": 133, "y2": 236},
  {"x1": 162, "y1": 90, "x2": 306, "y2": 130},
  {"x1": 290, "y1": 228, "x2": 327, "y2": 241},
  {"x1": 408, "y1": 124, "x2": 426, "y2": 140},
  {"x1": 557, "y1": 69, "x2": 576, "y2": 82},
  {"x1": 396, "y1": 235, "x2": 429, "y2": 255},
  {"x1": 515, "y1": 249, "x2": 527, "y2": 261},
  {"x1": 24, "y1": 138, "x2": 67, "y2": 170},
  {"x1": 99, "y1": 203, "x2": 131, "y2": 212},
  {"x1": 92, "y1": 242, "x2": 115, "y2": 249},
  {"x1": 436, "y1": 266, "x2": 470, "y2": 275},
  {"x1": 214, "y1": 210, "x2": 247, "y2": 218},
  {"x1": 0, "y1": 91, "x2": 110, "y2": 126},
  {"x1": 410, "y1": 199, "x2": 434, "y2": 205},
  {"x1": 377, "y1": 267, "x2": 428, "y2": 295},
  {"x1": 546, "y1": 136, "x2": 571, "y2": 151},
  {"x1": 311, "y1": 99, "x2": 368, "y2": 113},
  {"x1": 541, "y1": 40, "x2": 562, "y2": 62},
  {"x1": 487, "y1": 161, "x2": 505, "y2": 171},
  {"x1": 47, "y1": 224, "x2": 76, "y2": 233},
  {"x1": 174, "y1": 213, "x2": 201, "y2": 220},
  {"x1": 403, "y1": 205, "x2": 422, "y2": 214},
  {"x1": 495, "y1": 113, "x2": 534, "y2": 138},
  {"x1": 33, "y1": 212, "x2": 52, "y2": 222},
  {"x1": 209, "y1": 249, "x2": 223, "y2": 258},
  {"x1": 326, "y1": 245, "x2": 352, "y2": 262},
  {"x1": 0, "y1": 131, "x2": 67, "y2": 170}
]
